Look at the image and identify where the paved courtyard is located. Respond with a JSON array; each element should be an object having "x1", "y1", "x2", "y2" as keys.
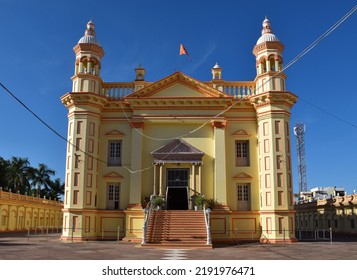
[{"x1": 1, "y1": 234, "x2": 357, "y2": 260}]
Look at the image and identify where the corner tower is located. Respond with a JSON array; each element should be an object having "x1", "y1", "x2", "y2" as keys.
[
  {"x1": 250, "y1": 17, "x2": 298, "y2": 243},
  {"x1": 61, "y1": 21, "x2": 105, "y2": 240},
  {"x1": 253, "y1": 17, "x2": 285, "y2": 94}
]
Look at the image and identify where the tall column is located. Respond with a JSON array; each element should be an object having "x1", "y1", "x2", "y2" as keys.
[
  {"x1": 198, "y1": 164, "x2": 202, "y2": 194},
  {"x1": 153, "y1": 164, "x2": 157, "y2": 195},
  {"x1": 159, "y1": 164, "x2": 163, "y2": 196},
  {"x1": 191, "y1": 164, "x2": 196, "y2": 193},
  {"x1": 128, "y1": 122, "x2": 144, "y2": 209},
  {"x1": 212, "y1": 120, "x2": 228, "y2": 208}
]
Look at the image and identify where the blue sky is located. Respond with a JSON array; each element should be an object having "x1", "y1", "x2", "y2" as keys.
[{"x1": 0, "y1": 0, "x2": 356, "y2": 195}]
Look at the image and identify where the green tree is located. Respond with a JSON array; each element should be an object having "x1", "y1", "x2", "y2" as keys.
[
  {"x1": 0, "y1": 157, "x2": 10, "y2": 189},
  {"x1": 29, "y1": 163, "x2": 56, "y2": 196},
  {"x1": 7, "y1": 157, "x2": 31, "y2": 193},
  {"x1": 47, "y1": 178, "x2": 64, "y2": 200}
]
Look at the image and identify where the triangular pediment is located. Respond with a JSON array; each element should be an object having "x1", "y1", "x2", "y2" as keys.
[
  {"x1": 104, "y1": 172, "x2": 124, "y2": 180},
  {"x1": 152, "y1": 138, "x2": 204, "y2": 163},
  {"x1": 105, "y1": 130, "x2": 125, "y2": 137},
  {"x1": 126, "y1": 71, "x2": 229, "y2": 99},
  {"x1": 232, "y1": 129, "x2": 251, "y2": 137},
  {"x1": 233, "y1": 172, "x2": 253, "y2": 181}
]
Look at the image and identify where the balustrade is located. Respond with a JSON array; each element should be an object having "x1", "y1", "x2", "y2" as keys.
[{"x1": 102, "y1": 83, "x2": 135, "y2": 99}]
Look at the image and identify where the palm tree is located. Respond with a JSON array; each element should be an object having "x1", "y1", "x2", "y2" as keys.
[
  {"x1": 7, "y1": 157, "x2": 31, "y2": 193},
  {"x1": 29, "y1": 163, "x2": 56, "y2": 197},
  {"x1": 0, "y1": 157, "x2": 10, "y2": 189},
  {"x1": 47, "y1": 178, "x2": 65, "y2": 200}
]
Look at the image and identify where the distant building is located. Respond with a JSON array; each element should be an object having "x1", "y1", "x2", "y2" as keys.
[
  {"x1": 295, "y1": 188, "x2": 357, "y2": 235},
  {"x1": 60, "y1": 18, "x2": 298, "y2": 244},
  {"x1": 0, "y1": 188, "x2": 63, "y2": 232},
  {"x1": 298, "y1": 186, "x2": 346, "y2": 202}
]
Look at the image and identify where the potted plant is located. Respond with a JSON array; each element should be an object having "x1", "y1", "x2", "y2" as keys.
[
  {"x1": 194, "y1": 194, "x2": 206, "y2": 210},
  {"x1": 153, "y1": 196, "x2": 164, "y2": 210}
]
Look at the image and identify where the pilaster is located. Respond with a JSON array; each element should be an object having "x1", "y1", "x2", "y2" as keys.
[
  {"x1": 212, "y1": 120, "x2": 228, "y2": 208},
  {"x1": 128, "y1": 122, "x2": 144, "y2": 210}
]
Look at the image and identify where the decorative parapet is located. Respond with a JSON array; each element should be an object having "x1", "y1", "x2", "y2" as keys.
[
  {"x1": 203, "y1": 81, "x2": 255, "y2": 99},
  {"x1": 332, "y1": 196, "x2": 344, "y2": 207},
  {"x1": 351, "y1": 194, "x2": 357, "y2": 205},
  {"x1": 102, "y1": 80, "x2": 256, "y2": 100},
  {"x1": 0, "y1": 188, "x2": 63, "y2": 207}
]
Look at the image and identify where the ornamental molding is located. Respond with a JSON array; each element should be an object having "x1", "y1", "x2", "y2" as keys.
[
  {"x1": 232, "y1": 129, "x2": 251, "y2": 137},
  {"x1": 105, "y1": 130, "x2": 125, "y2": 137},
  {"x1": 103, "y1": 172, "x2": 124, "y2": 181},
  {"x1": 233, "y1": 172, "x2": 253, "y2": 181},
  {"x1": 249, "y1": 91, "x2": 297, "y2": 109}
]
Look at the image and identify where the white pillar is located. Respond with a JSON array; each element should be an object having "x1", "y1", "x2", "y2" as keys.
[
  {"x1": 198, "y1": 164, "x2": 202, "y2": 194},
  {"x1": 191, "y1": 164, "x2": 196, "y2": 193},
  {"x1": 153, "y1": 164, "x2": 157, "y2": 195},
  {"x1": 79, "y1": 62, "x2": 83, "y2": 73},
  {"x1": 159, "y1": 164, "x2": 163, "y2": 196},
  {"x1": 275, "y1": 60, "x2": 279, "y2": 72}
]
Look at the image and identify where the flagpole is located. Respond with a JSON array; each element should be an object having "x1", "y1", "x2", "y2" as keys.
[{"x1": 178, "y1": 54, "x2": 181, "y2": 71}]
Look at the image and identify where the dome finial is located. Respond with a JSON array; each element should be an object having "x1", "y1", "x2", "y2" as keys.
[
  {"x1": 256, "y1": 16, "x2": 280, "y2": 44},
  {"x1": 78, "y1": 20, "x2": 101, "y2": 46}
]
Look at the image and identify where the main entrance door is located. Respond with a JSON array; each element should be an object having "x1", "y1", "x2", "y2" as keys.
[{"x1": 166, "y1": 169, "x2": 189, "y2": 210}]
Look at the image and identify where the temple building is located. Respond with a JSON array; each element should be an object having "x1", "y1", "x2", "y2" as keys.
[{"x1": 60, "y1": 18, "x2": 298, "y2": 244}]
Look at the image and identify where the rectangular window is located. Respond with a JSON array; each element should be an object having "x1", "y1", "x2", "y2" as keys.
[
  {"x1": 235, "y1": 140, "x2": 250, "y2": 166},
  {"x1": 74, "y1": 172, "x2": 80, "y2": 186},
  {"x1": 237, "y1": 184, "x2": 250, "y2": 211},
  {"x1": 107, "y1": 184, "x2": 120, "y2": 210},
  {"x1": 72, "y1": 216, "x2": 78, "y2": 232},
  {"x1": 73, "y1": 190, "x2": 79, "y2": 204},
  {"x1": 351, "y1": 219, "x2": 355, "y2": 229},
  {"x1": 75, "y1": 138, "x2": 81, "y2": 151},
  {"x1": 277, "y1": 155, "x2": 282, "y2": 169},
  {"x1": 279, "y1": 217, "x2": 284, "y2": 234},
  {"x1": 89, "y1": 122, "x2": 95, "y2": 136},
  {"x1": 276, "y1": 138, "x2": 281, "y2": 152},
  {"x1": 77, "y1": 121, "x2": 82, "y2": 134},
  {"x1": 88, "y1": 139, "x2": 94, "y2": 153},
  {"x1": 108, "y1": 140, "x2": 122, "y2": 166},
  {"x1": 277, "y1": 173, "x2": 283, "y2": 187},
  {"x1": 275, "y1": 121, "x2": 281, "y2": 134},
  {"x1": 74, "y1": 155, "x2": 81, "y2": 169},
  {"x1": 278, "y1": 191, "x2": 284, "y2": 206}
]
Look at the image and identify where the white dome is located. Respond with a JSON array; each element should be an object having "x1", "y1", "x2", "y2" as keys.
[
  {"x1": 78, "y1": 35, "x2": 101, "y2": 46},
  {"x1": 213, "y1": 62, "x2": 221, "y2": 69},
  {"x1": 78, "y1": 20, "x2": 101, "y2": 46},
  {"x1": 256, "y1": 33, "x2": 280, "y2": 44},
  {"x1": 256, "y1": 17, "x2": 280, "y2": 45}
]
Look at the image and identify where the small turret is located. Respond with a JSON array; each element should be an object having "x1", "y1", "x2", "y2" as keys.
[
  {"x1": 253, "y1": 17, "x2": 285, "y2": 93},
  {"x1": 211, "y1": 63, "x2": 223, "y2": 91},
  {"x1": 72, "y1": 20, "x2": 104, "y2": 94}
]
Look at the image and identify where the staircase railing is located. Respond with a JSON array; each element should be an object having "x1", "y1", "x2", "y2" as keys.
[
  {"x1": 141, "y1": 194, "x2": 155, "y2": 245},
  {"x1": 203, "y1": 205, "x2": 212, "y2": 245}
]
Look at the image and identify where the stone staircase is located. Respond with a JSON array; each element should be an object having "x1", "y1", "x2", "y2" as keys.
[{"x1": 142, "y1": 210, "x2": 212, "y2": 248}]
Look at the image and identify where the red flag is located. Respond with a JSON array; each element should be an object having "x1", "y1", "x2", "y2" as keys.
[{"x1": 179, "y1": 43, "x2": 189, "y2": 56}]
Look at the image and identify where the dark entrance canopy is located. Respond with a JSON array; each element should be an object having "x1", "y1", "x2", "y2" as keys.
[{"x1": 151, "y1": 138, "x2": 204, "y2": 164}]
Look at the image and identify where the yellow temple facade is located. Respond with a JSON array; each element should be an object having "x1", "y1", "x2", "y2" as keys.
[{"x1": 60, "y1": 18, "x2": 298, "y2": 243}]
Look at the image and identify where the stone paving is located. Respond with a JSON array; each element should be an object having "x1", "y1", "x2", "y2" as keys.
[{"x1": 1, "y1": 234, "x2": 357, "y2": 260}]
